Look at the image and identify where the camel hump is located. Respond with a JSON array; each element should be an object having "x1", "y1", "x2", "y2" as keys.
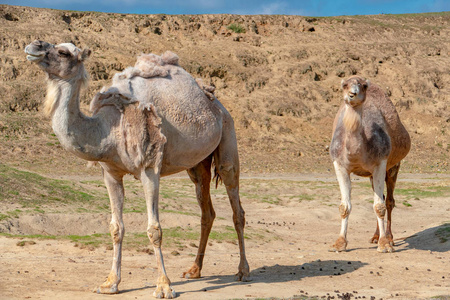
[
  {"x1": 195, "y1": 78, "x2": 217, "y2": 101},
  {"x1": 113, "y1": 51, "x2": 180, "y2": 81}
]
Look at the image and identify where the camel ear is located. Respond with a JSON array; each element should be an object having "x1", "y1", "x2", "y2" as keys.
[
  {"x1": 80, "y1": 48, "x2": 91, "y2": 61},
  {"x1": 341, "y1": 79, "x2": 345, "y2": 88}
]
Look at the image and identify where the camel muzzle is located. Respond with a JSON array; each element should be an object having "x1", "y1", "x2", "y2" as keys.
[
  {"x1": 25, "y1": 52, "x2": 44, "y2": 62},
  {"x1": 25, "y1": 40, "x2": 52, "y2": 62}
]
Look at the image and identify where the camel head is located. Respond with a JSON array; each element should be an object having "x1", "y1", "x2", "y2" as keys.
[
  {"x1": 25, "y1": 40, "x2": 91, "y2": 115},
  {"x1": 25, "y1": 40, "x2": 91, "y2": 81},
  {"x1": 341, "y1": 76, "x2": 370, "y2": 107}
]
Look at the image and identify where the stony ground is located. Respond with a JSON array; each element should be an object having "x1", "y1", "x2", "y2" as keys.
[{"x1": 1, "y1": 172, "x2": 449, "y2": 299}]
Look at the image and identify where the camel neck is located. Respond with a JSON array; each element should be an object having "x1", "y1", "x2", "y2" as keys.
[
  {"x1": 343, "y1": 105, "x2": 362, "y2": 132},
  {"x1": 50, "y1": 77, "x2": 106, "y2": 161}
]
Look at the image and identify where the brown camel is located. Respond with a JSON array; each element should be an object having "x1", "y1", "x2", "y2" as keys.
[
  {"x1": 25, "y1": 40, "x2": 249, "y2": 298},
  {"x1": 329, "y1": 75, "x2": 411, "y2": 253}
]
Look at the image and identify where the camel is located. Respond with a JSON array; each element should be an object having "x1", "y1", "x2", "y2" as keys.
[
  {"x1": 329, "y1": 75, "x2": 411, "y2": 253},
  {"x1": 25, "y1": 40, "x2": 250, "y2": 298}
]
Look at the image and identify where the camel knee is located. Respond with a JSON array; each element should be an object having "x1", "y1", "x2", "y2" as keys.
[
  {"x1": 147, "y1": 224, "x2": 163, "y2": 248},
  {"x1": 339, "y1": 203, "x2": 351, "y2": 219},
  {"x1": 386, "y1": 197, "x2": 395, "y2": 210},
  {"x1": 374, "y1": 203, "x2": 386, "y2": 219},
  {"x1": 217, "y1": 163, "x2": 238, "y2": 187},
  {"x1": 233, "y1": 208, "x2": 245, "y2": 228},
  {"x1": 109, "y1": 221, "x2": 124, "y2": 244},
  {"x1": 201, "y1": 208, "x2": 216, "y2": 227}
]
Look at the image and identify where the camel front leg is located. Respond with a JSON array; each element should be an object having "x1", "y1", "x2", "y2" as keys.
[
  {"x1": 372, "y1": 159, "x2": 393, "y2": 253},
  {"x1": 95, "y1": 170, "x2": 125, "y2": 294},
  {"x1": 369, "y1": 176, "x2": 380, "y2": 244},
  {"x1": 141, "y1": 168, "x2": 176, "y2": 299},
  {"x1": 330, "y1": 161, "x2": 351, "y2": 252}
]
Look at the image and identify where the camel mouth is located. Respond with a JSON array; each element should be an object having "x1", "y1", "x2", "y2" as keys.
[
  {"x1": 26, "y1": 53, "x2": 45, "y2": 62},
  {"x1": 346, "y1": 94, "x2": 355, "y2": 103},
  {"x1": 345, "y1": 94, "x2": 362, "y2": 107},
  {"x1": 25, "y1": 44, "x2": 45, "y2": 62},
  {"x1": 347, "y1": 92, "x2": 357, "y2": 99}
]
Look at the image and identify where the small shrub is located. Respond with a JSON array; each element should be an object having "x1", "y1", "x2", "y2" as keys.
[
  {"x1": 402, "y1": 200, "x2": 412, "y2": 207},
  {"x1": 16, "y1": 240, "x2": 36, "y2": 247},
  {"x1": 227, "y1": 23, "x2": 246, "y2": 33}
]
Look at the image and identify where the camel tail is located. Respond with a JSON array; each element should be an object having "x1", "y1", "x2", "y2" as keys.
[{"x1": 212, "y1": 158, "x2": 223, "y2": 189}]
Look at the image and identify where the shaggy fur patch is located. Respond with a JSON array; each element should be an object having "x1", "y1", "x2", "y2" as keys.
[
  {"x1": 115, "y1": 51, "x2": 179, "y2": 80},
  {"x1": 343, "y1": 105, "x2": 361, "y2": 132},
  {"x1": 195, "y1": 78, "x2": 216, "y2": 101},
  {"x1": 90, "y1": 89, "x2": 137, "y2": 114}
]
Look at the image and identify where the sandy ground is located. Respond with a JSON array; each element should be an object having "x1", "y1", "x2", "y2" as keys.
[{"x1": 0, "y1": 173, "x2": 449, "y2": 300}]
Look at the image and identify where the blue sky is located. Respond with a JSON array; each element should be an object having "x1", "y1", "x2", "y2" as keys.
[{"x1": 2, "y1": 0, "x2": 448, "y2": 16}]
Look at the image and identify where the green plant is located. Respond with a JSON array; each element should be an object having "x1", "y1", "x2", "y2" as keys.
[
  {"x1": 402, "y1": 200, "x2": 412, "y2": 207},
  {"x1": 227, "y1": 23, "x2": 246, "y2": 33},
  {"x1": 16, "y1": 240, "x2": 36, "y2": 247},
  {"x1": 435, "y1": 223, "x2": 450, "y2": 243}
]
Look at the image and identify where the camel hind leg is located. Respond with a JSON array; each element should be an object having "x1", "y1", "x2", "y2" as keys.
[
  {"x1": 182, "y1": 156, "x2": 215, "y2": 279},
  {"x1": 213, "y1": 115, "x2": 250, "y2": 281},
  {"x1": 385, "y1": 162, "x2": 400, "y2": 246}
]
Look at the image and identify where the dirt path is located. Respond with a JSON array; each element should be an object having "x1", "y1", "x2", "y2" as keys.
[{"x1": 0, "y1": 173, "x2": 449, "y2": 299}]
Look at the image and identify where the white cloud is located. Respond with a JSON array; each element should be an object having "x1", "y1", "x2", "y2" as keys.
[
  {"x1": 231, "y1": 1, "x2": 307, "y2": 15},
  {"x1": 259, "y1": 2, "x2": 289, "y2": 14}
]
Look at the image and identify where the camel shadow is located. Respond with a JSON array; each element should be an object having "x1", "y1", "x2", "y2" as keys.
[
  {"x1": 172, "y1": 260, "x2": 367, "y2": 294},
  {"x1": 402, "y1": 223, "x2": 450, "y2": 252}
]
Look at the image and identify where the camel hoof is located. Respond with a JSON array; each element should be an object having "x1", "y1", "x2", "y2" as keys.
[
  {"x1": 377, "y1": 237, "x2": 394, "y2": 253},
  {"x1": 93, "y1": 284, "x2": 119, "y2": 294},
  {"x1": 329, "y1": 236, "x2": 347, "y2": 252},
  {"x1": 235, "y1": 271, "x2": 251, "y2": 282},
  {"x1": 154, "y1": 275, "x2": 176, "y2": 298},
  {"x1": 181, "y1": 271, "x2": 201, "y2": 279},
  {"x1": 386, "y1": 234, "x2": 395, "y2": 246},
  {"x1": 153, "y1": 285, "x2": 176, "y2": 299},
  {"x1": 94, "y1": 273, "x2": 120, "y2": 294},
  {"x1": 377, "y1": 246, "x2": 394, "y2": 253},
  {"x1": 369, "y1": 235, "x2": 379, "y2": 244},
  {"x1": 181, "y1": 265, "x2": 201, "y2": 279}
]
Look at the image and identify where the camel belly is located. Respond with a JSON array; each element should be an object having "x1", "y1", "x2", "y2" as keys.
[
  {"x1": 345, "y1": 154, "x2": 373, "y2": 177},
  {"x1": 159, "y1": 113, "x2": 223, "y2": 176}
]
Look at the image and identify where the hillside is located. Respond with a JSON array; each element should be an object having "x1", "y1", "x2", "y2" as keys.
[{"x1": 0, "y1": 5, "x2": 449, "y2": 175}]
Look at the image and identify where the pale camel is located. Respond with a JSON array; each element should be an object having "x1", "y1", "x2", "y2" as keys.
[
  {"x1": 329, "y1": 75, "x2": 411, "y2": 253},
  {"x1": 25, "y1": 40, "x2": 249, "y2": 298}
]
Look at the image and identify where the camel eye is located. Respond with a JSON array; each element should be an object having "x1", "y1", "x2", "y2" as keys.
[{"x1": 58, "y1": 49, "x2": 71, "y2": 57}]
